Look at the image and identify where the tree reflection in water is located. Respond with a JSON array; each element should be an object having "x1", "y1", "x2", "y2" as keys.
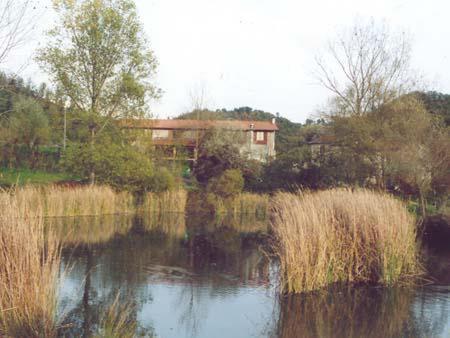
[
  {"x1": 56, "y1": 212, "x2": 270, "y2": 337},
  {"x1": 54, "y1": 213, "x2": 449, "y2": 338}
]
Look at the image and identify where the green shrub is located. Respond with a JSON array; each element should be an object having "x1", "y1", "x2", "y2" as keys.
[
  {"x1": 148, "y1": 167, "x2": 176, "y2": 192},
  {"x1": 62, "y1": 142, "x2": 155, "y2": 192},
  {"x1": 207, "y1": 169, "x2": 244, "y2": 199}
]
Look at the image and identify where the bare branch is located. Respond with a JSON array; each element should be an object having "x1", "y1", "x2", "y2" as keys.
[{"x1": 314, "y1": 19, "x2": 414, "y2": 117}]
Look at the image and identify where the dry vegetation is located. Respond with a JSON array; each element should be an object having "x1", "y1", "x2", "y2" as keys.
[
  {"x1": 142, "y1": 190, "x2": 188, "y2": 214},
  {"x1": 0, "y1": 193, "x2": 61, "y2": 337},
  {"x1": 272, "y1": 188, "x2": 422, "y2": 293},
  {"x1": 93, "y1": 294, "x2": 137, "y2": 338},
  {"x1": 204, "y1": 192, "x2": 270, "y2": 216},
  {"x1": 2, "y1": 185, "x2": 134, "y2": 217},
  {"x1": 231, "y1": 193, "x2": 269, "y2": 217}
]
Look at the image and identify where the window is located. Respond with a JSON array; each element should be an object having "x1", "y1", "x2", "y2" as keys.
[
  {"x1": 256, "y1": 131, "x2": 265, "y2": 141},
  {"x1": 152, "y1": 129, "x2": 169, "y2": 139}
]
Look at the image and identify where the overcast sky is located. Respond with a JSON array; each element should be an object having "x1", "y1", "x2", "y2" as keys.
[{"x1": 4, "y1": 0, "x2": 450, "y2": 122}]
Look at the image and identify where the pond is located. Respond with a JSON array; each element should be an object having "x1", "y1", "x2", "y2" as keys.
[{"x1": 52, "y1": 214, "x2": 450, "y2": 338}]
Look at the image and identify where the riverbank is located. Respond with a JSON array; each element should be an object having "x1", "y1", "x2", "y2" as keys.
[{"x1": 0, "y1": 168, "x2": 76, "y2": 187}]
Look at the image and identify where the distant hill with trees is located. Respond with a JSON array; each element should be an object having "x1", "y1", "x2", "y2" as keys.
[{"x1": 415, "y1": 91, "x2": 450, "y2": 126}]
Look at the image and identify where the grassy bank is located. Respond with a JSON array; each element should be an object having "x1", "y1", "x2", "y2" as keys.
[
  {"x1": 0, "y1": 192, "x2": 61, "y2": 337},
  {"x1": 0, "y1": 168, "x2": 75, "y2": 186},
  {"x1": 272, "y1": 188, "x2": 422, "y2": 293}
]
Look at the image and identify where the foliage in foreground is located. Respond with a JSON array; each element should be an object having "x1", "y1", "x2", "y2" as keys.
[
  {"x1": 272, "y1": 188, "x2": 422, "y2": 293},
  {"x1": 0, "y1": 193, "x2": 61, "y2": 337}
]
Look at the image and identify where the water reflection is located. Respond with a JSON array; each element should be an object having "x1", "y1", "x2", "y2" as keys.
[
  {"x1": 55, "y1": 214, "x2": 450, "y2": 338},
  {"x1": 274, "y1": 287, "x2": 450, "y2": 338}
]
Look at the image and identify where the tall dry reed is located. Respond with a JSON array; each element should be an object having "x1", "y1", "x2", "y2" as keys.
[
  {"x1": 204, "y1": 192, "x2": 269, "y2": 216},
  {"x1": 272, "y1": 188, "x2": 421, "y2": 293},
  {"x1": 2, "y1": 185, "x2": 134, "y2": 217},
  {"x1": 0, "y1": 193, "x2": 61, "y2": 337},
  {"x1": 93, "y1": 294, "x2": 137, "y2": 338},
  {"x1": 231, "y1": 193, "x2": 269, "y2": 216},
  {"x1": 142, "y1": 190, "x2": 187, "y2": 214}
]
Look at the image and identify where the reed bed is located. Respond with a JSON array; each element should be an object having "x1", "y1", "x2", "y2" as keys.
[
  {"x1": 142, "y1": 189, "x2": 187, "y2": 214},
  {"x1": 230, "y1": 193, "x2": 269, "y2": 217},
  {"x1": 0, "y1": 194, "x2": 61, "y2": 337},
  {"x1": 8, "y1": 185, "x2": 135, "y2": 217},
  {"x1": 272, "y1": 188, "x2": 422, "y2": 293}
]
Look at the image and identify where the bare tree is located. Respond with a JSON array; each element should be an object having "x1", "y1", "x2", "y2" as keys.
[
  {"x1": 315, "y1": 19, "x2": 414, "y2": 116},
  {"x1": 188, "y1": 82, "x2": 210, "y2": 112},
  {"x1": 0, "y1": 0, "x2": 35, "y2": 65}
]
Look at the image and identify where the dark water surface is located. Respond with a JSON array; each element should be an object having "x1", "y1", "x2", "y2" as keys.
[{"x1": 54, "y1": 214, "x2": 450, "y2": 338}]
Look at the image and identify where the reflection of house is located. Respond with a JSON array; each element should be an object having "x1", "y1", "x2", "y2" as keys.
[{"x1": 120, "y1": 119, "x2": 278, "y2": 162}]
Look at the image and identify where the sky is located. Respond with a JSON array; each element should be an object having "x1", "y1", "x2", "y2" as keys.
[{"x1": 3, "y1": 0, "x2": 450, "y2": 123}]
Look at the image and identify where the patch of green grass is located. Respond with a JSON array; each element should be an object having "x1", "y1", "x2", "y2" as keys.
[{"x1": 0, "y1": 168, "x2": 75, "y2": 186}]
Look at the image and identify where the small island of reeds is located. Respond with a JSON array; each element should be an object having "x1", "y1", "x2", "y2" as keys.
[{"x1": 271, "y1": 188, "x2": 422, "y2": 294}]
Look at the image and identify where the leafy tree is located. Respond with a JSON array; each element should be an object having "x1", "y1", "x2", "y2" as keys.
[
  {"x1": 62, "y1": 140, "x2": 175, "y2": 193},
  {"x1": 207, "y1": 169, "x2": 244, "y2": 199},
  {"x1": 415, "y1": 91, "x2": 450, "y2": 126},
  {"x1": 4, "y1": 96, "x2": 50, "y2": 168},
  {"x1": 38, "y1": 0, "x2": 160, "y2": 183},
  {"x1": 193, "y1": 127, "x2": 248, "y2": 185}
]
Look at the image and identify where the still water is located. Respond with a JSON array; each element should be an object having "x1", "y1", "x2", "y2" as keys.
[{"x1": 52, "y1": 214, "x2": 450, "y2": 338}]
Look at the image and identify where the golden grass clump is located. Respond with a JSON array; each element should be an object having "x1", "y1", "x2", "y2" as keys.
[
  {"x1": 272, "y1": 188, "x2": 421, "y2": 293},
  {"x1": 142, "y1": 189, "x2": 187, "y2": 214},
  {"x1": 2, "y1": 185, "x2": 134, "y2": 217},
  {"x1": 93, "y1": 294, "x2": 137, "y2": 338},
  {"x1": 0, "y1": 194, "x2": 61, "y2": 337}
]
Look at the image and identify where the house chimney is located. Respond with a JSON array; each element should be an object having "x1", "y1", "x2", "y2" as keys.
[
  {"x1": 271, "y1": 118, "x2": 276, "y2": 124},
  {"x1": 250, "y1": 123, "x2": 254, "y2": 129}
]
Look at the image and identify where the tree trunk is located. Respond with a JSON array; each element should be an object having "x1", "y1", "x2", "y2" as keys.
[
  {"x1": 419, "y1": 191, "x2": 427, "y2": 218},
  {"x1": 89, "y1": 128, "x2": 95, "y2": 185}
]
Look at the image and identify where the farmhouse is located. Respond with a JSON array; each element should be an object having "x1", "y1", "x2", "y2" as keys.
[{"x1": 120, "y1": 118, "x2": 278, "y2": 162}]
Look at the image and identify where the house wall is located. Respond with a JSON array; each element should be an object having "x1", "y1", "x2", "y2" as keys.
[
  {"x1": 239, "y1": 131, "x2": 276, "y2": 162},
  {"x1": 126, "y1": 127, "x2": 276, "y2": 162}
]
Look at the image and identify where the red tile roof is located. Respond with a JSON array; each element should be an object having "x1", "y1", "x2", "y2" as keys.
[{"x1": 120, "y1": 119, "x2": 278, "y2": 131}]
